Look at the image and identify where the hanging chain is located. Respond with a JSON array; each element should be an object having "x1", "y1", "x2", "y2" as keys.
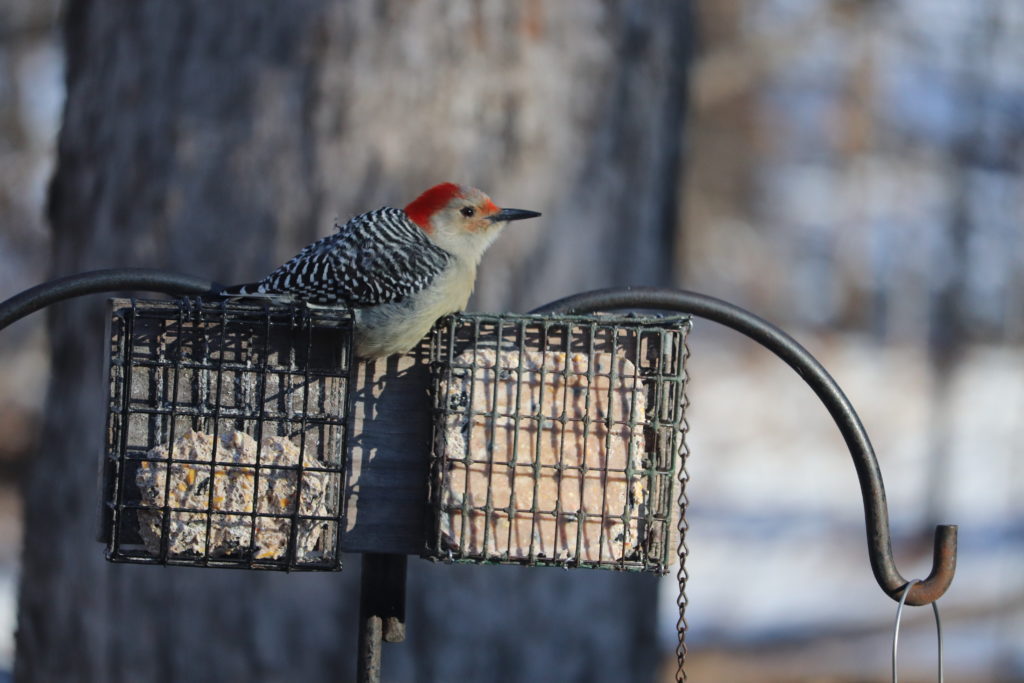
[{"x1": 675, "y1": 331, "x2": 692, "y2": 682}]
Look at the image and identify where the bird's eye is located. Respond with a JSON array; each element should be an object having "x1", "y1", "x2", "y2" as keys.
[{"x1": 460, "y1": 206, "x2": 476, "y2": 218}]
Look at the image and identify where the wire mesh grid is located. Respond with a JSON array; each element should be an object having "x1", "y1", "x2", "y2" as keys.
[
  {"x1": 426, "y1": 312, "x2": 690, "y2": 573},
  {"x1": 103, "y1": 298, "x2": 352, "y2": 570}
]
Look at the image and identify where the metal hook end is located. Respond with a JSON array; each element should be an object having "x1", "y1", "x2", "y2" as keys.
[{"x1": 895, "y1": 525, "x2": 957, "y2": 606}]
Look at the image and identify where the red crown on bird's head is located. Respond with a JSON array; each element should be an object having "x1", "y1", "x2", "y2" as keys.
[{"x1": 405, "y1": 183, "x2": 498, "y2": 231}]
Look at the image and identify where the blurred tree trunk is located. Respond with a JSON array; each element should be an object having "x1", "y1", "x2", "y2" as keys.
[{"x1": 17, "y1": 2, "x2": 690, "y2": 681}]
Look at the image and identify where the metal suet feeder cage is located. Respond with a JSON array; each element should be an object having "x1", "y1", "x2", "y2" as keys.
[
  {"x1": 426, "y1": 312, "x2": 689, "y2": 572},
  {"x1": 102, "y1": 298, "x2": 352, "y2": 570}
]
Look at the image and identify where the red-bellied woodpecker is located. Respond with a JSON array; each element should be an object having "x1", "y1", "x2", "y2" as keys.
[{"x1": 222, "y1": 183, "x2": 541, "y2": 358}]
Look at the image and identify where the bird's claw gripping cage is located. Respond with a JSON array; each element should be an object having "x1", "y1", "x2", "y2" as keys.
[
  {"x1": 425, "y1": 312, "x2": 691, "y2": 573},
  {"x1": 102, "y1": 298, "x2": 352, "y2": 570}
]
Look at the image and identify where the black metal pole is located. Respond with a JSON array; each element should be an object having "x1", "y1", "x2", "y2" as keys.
[
  {"x1": 531, "y1": 286, "x2": 958, "y2": 607},
  {"x1": 357, "y1": 553, "x2": 408, "y2": 683}
]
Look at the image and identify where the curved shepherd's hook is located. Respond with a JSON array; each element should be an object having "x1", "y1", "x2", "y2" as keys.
[{"x1": 531, "y1": 286, "x2": 957, "y2": 607}]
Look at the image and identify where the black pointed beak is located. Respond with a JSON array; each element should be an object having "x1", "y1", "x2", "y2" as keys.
[{"x1": 489, "y1": 208, "x2": 541, "y2": 223}]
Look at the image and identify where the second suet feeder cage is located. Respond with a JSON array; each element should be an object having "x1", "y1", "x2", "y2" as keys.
[{"x1": 426, "y1": 312, "x2": 689, "y2": 572}]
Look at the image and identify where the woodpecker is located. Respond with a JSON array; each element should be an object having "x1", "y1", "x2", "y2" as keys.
[{"x1": 222, "y1": 183, "x2": 540, "y2": 358}]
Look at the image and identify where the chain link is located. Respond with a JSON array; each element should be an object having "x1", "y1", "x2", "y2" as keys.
[{"x1": 675, "y1": 332, "x2": 692, "y2": 682}]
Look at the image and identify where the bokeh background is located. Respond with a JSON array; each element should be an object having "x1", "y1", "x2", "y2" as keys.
[{"x1": 1, "y1": 1, "x2": 1021, "y2": 681}]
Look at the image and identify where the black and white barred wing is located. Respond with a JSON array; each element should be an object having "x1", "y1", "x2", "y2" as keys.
[{"x1": 223, "y1": 208, "x2": 452, "y2": 307}]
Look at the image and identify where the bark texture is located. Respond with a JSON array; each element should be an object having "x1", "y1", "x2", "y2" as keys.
[{"x1": 18, "y1": 2, "x2": 689, "y2": 681}]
